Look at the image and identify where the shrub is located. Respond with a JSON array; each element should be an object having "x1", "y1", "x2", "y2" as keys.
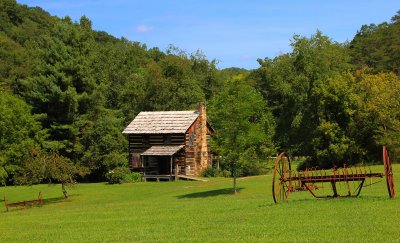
[
  {"x1": 201, "y1": 167, "x2": 231, "y2": 177},
  {"x1": 123, "y1": 172, "x2": 142, "y2": 183},
  {"x1": 221, "y1": 169, "x2": 231, "y2": 177},
  {"x1": 106, "y1": 167, "x2": 132, "y2": 184}
]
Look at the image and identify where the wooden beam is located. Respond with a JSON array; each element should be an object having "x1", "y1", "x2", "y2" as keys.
[
  {"x1": 175, "y1": 163, "x2": 179, "y2": 181},
  {"x1": 170, "y1": 156, "x2": 173, "y2": 176}
]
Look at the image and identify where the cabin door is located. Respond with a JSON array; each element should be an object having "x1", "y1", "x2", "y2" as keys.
[{"x1": 158, "y1": 156, "x2": 170, "y2": 175}]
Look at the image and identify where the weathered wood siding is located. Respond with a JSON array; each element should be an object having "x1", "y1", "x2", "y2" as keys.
[
  {"x1": 127, "y1": 120, "x2": 212, "y2": 176},
  {"x1": 128, "y1": 134, "x2": 185, "y2": 169}
]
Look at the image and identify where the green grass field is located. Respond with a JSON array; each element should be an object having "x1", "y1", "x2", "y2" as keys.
[{"x1": 1, "y1": 164, "x2": 399, "y2": 242}]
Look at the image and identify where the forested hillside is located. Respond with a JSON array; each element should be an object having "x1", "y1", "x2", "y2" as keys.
[{"x1": 1, "y1": 0, "x2": 399, "y2": 185}]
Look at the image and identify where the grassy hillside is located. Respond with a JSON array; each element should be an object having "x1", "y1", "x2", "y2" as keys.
[{"x1": 1, "y1": 164, "x2": 399, "y2": 242}]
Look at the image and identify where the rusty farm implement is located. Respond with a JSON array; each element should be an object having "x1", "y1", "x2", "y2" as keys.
[{"x1": 272, "y1": 147, "x2": 396, "y2": 203}]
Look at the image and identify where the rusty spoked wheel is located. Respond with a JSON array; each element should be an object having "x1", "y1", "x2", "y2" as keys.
[
  {"x1": 272, "y1": 152, "x2": 292, "y2": 203},
  {"x1": 383, "y1": 146, "x2": 396, "y2": 198}
]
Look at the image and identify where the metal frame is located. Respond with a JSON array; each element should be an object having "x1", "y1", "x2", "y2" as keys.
[{"x1": 272, "y1": 147, "x2": 396, "y2": 203}]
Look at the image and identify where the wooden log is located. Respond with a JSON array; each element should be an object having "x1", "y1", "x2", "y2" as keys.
[
  {"x1": 175, "y1": 163, "x2": 179, "y2": 181},
  {"x1": 170, "y1": 156, "x2": 173, "y2": 176}
]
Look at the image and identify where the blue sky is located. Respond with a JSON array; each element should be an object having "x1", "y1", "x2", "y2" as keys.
[{"x1": 18, "y1": 0, "x2": 399, "y2": 69}]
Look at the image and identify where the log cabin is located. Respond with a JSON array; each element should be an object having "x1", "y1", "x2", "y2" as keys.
[{"x1": 122, "y1": 103, "x2": 213, "y2": 181}]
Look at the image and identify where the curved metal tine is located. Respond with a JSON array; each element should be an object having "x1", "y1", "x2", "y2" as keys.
[
  {"x1": 344, "y1": 164, "x2": 352, "y2": 196},
  {"x1": 311, "y1": 167, "x2": 314, "y2": 182},
  {"x1": 304, "y1": 168, "x2": 308, "y2": 182},
  {"x1": 298, "y1": 170, "x2": 302, "y2": 190},
  {"x1": 319, "y1": 169, "x2": 323, "y2": 190},
  {"x1": 369, "y1": 166, "x2": 373, "y2": 186},
  {"x1": 300, "y1": 170, "x2": 304, "y2": 189},
  {"x1": 297, "y1": 171, "x2": 300, "y2": 189},
  {"x1": 362, "y1": 164, "x2": 368, "y2": 186},
  {"x1": 351, "y1": 167, "x2": 356, "y2": 189},
  {"x1": 312, "y1": 167, "x2": 315, "y2": 181},
  {"x1": 339, "y1": 166, "x2": 343, "y2": 190},
  {"x1": 339, "y1": 165, "x2": 345, "y2": 189},
  {"x1": 338, "y1": 166, "x2": 342, "y2": 190},
  {"x1": 309, "y1": 168, "x2": 313, "y2": 184},
  {"x1": 355, "y1": 166, "x2": 358, "y2": 178}
]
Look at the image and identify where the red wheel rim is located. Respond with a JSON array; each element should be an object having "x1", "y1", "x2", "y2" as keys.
[
  {"x1": 272, "y1": 152, "x2": 292, "y2": 203},
  {"x1": 383, "y1": 147, "x2": 395, "y2": 198}
]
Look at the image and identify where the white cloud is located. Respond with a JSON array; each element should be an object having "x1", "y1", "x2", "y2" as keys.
[{"x1": 136, "y1": 25, "x2": 154, "y2": 33}]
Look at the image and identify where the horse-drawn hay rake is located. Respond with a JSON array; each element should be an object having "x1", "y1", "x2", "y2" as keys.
[{"x1": 272, "y1": 147, "x2": 396, "y2": 203}]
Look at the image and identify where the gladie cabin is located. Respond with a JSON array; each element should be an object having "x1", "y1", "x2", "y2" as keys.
[{"x1": 122, "y1": 103, "x2": 213, "y2": 181}]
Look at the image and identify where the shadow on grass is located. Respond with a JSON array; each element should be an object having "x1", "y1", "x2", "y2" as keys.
[
  {"x1": 177, "y1": 188, "x2": 243, "y2": 199},
  {"x1": 42, "y1": 194, "x2": 80, "y2": 205},
  {"x1": 2, "y1": 195, "x2": 78, "y2": 213},
  {"x1": 259, "y1": 195, "x2": 393, "y2": 207}
]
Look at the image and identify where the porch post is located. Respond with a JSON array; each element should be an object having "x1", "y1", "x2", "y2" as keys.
[
  {"x1": 175, "y1": 162, "x2": 179, "y2": 181},
  {"x1": 142, "y1": 155, "x2": 146, "y2": 182},
  {"x1": 169, "y1": 158, "x2": 172, "y2": 177}
]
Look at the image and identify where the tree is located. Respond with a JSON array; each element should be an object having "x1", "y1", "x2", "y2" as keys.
[
  {"x1": 209, "y1": 79, "x2": 275, "y2": 193},
  {"x1": 78, "y1": 109, "x2": 128, "y2": 181},
  {"x1": 308, "y1": 72, "x2": 360, "y2": 167},
  {"x1": 350, "y1": 11, "x2": 400, "y2": 75},
  {"x1": 354, "y1": 69, "x2": 400, "y2": 159},
  {"x1": 15, "y1": 150, "x2": 86, "y2": 198},
  {"x1": 250, "y1": 31, "x2": 351, "y2": 161},
  {"x1": 0, "y1": 92, "x2": 43, "y2": 185}
]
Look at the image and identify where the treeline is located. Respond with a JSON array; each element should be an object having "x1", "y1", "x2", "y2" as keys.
[{"x1": 0, "y1": 0, "x2": 399, "y2": 185}]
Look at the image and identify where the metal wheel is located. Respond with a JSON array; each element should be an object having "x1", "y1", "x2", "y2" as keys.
[
  {"x1": 272, "y1": 152, "x2": 292, "y2": 203},
  {"x1": 383, "y1": 146, "x2": 396, "y2": 198}
]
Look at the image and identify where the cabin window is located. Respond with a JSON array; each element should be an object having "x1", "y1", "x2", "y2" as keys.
[
  {"x1": 142, "y1": 135, "x2": 149, "y2": 145},
  {"x1": 188, "y1": 134, "x2": 195, "y2": 148},
  {"x1": 164, "y1": 135, "x2": 171, "y2": 144}
]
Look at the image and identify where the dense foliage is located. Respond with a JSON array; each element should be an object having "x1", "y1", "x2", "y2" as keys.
[{"x1": 0, "y1": 0, "x2": 399, "y2": 184}]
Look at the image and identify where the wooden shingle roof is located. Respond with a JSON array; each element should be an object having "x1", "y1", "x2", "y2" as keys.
[
  {"x1": 141, "y1": 145, "x2": 185, "y2": 156},
  {"x1": 122, "y1": 111, "x2": 199, "y2": 134}
]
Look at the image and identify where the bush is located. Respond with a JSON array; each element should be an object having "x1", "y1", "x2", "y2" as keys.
[
  {"x1": 201, "y1": 167, "x2": 231, "y2": 177},
  {"x1": 106, "y1": 167, "x2": 142, "y2": 184},
  {"x1": 0, "y1": 166, "x2": 7, "y2": 186},
  {"x1": 221, "y1": 169, "x2": 231, "y2": 177},
  {"x1": 106, "y1": 167, "x2": 132, "y2": 184},
  {"x1": 123, "y1": 172, "x2": 142, "y2": 183}
]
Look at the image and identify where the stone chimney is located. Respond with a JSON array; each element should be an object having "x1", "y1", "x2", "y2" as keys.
[{"x1": 198, "y1": 102, "x2": 209, "y2": 170}]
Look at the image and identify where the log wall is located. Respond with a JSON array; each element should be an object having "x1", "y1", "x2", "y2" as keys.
[{"x1": 127, "y1": 123, "x2": 212, "y2": 176}]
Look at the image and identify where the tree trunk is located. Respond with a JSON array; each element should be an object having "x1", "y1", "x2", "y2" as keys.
[
  {"x1": 233, "y1": 162, "x2": 237, "y2": 194},
  {"x1": 62, "y1": 183, "x2": 68, "y2": 199}
]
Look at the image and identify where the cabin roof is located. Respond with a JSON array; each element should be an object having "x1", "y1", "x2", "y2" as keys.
[
  {"x1": 122, "y1": 111, "x2": 199, "y2": 134},
  {"x1": 141, "y1": 145, "x2": 185, "y2": 156}
]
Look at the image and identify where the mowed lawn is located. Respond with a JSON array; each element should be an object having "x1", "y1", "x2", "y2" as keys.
[{"x1": 1, "y1": 164, "x2": 399, "y2": 242}]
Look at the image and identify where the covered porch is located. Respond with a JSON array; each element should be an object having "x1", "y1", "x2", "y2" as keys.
[{"x1": 141, "y1": 145, "x2": 185, "y2": 181}]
